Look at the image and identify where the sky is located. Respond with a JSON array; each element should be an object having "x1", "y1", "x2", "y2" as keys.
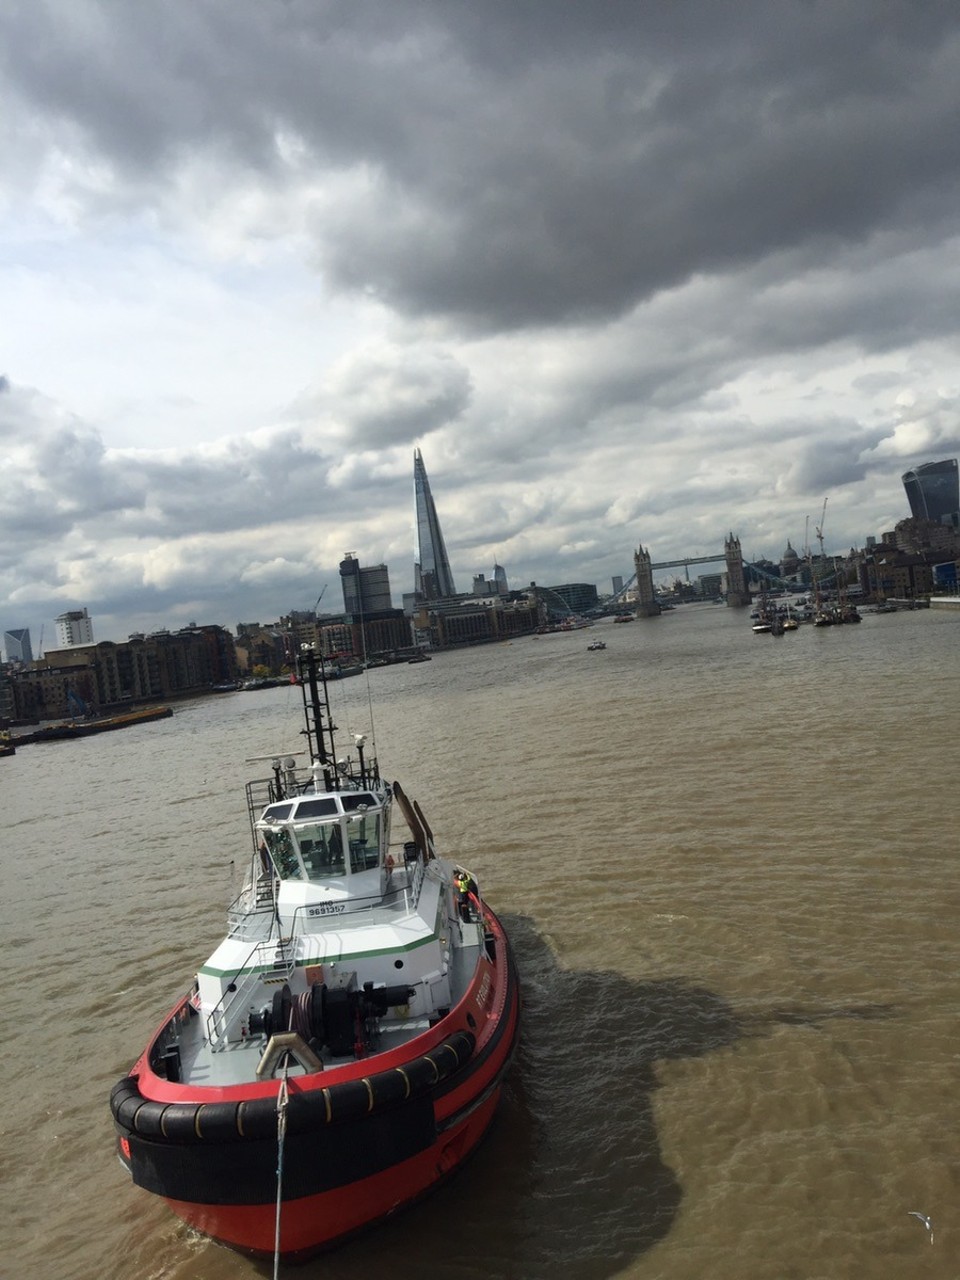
[{"x1": 2, "y1": 1, "x2": 960, "y2": 645}]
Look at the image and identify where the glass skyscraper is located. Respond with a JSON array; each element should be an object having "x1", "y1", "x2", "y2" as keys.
[
  {"x1": 3, "y1": 627, "x2": 33, "y2": 663},
  {"x1": 902, "y1": 458, "x2": 959, "y2": 523},
  {"x1": 414, "y1": 449, "x2": 457, "y2": 600}
]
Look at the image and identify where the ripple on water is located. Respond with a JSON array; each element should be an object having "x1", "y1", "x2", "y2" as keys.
[{"x1": 2, "y1": 608, "x2": 958, "y2": 1280}]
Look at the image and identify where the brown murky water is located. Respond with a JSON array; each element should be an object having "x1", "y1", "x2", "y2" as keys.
[{"x1": 2, "y1": 604, "x2": 958, "y2": 1279}]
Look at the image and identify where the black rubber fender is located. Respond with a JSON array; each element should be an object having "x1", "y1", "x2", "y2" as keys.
[
  {"x1": 159, "y1": 1104, "x2": 202, "y2": 1141},
  {"x1": 114, "y1": 1096, "x2": 147, "y2": 1131},
  {"x1": 402, "y1": 1055, "x2": 442, "y2": 1093},
  {"x1": 368, "y1": 1067, "x2": 413, "y2": 1108},
  {"x1": 110, "y1": 1077, "x2": 140, "y2": 1110},
  {"x1": 110, "y1": 1029, "x2": 476, "y2": 1145},
  {"x1": 194, "y1": 1101, "x2": 242, "y2": 1141},
  {"x1": 320, "y1": 1077, "x2": 372, "y2": 1123},
  {"x1": 131, "y1": 1100, "x2": 170, "y2": 1137},
  {"x1": 236, "y1": 1097, "x2": 280, "y2": 1140}
]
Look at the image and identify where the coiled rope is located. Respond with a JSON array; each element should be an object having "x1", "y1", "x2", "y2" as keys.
[{"x1": 272, "y1": 1060, "x2": 290, "y2": 1279}]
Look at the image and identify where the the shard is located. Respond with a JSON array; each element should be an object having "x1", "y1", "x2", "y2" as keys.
[{"x1": 414, "y1": 448, "x2": 457, "y2": 600}]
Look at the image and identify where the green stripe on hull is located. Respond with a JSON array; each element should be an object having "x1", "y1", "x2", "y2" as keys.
[{"x1": 198, "y1": 932, "x2": 439, "y2": 979}]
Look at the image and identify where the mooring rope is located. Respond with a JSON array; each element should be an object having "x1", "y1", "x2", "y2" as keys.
[{"x1": 272, "y1": 1060, "x2": 290, "y2": 1279}]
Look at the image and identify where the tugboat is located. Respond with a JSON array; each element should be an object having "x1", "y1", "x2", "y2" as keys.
[{"x1": 110, "y1": 645, "x2": 520, "y2": 1261}]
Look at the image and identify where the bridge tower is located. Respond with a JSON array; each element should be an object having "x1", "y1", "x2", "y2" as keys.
[
  {"x1": 724, "y1": 533, "x2": 752, "y2": 607},
  {"x1": 633, "y1": 545, "x2": 662, "y2": 616}
]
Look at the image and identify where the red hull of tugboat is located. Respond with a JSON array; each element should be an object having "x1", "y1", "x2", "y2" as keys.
[
  {"x1": 112, "y1": 908, "x2": 520, "y2": 1260},
  {"x1": 164, "y1": 1086, "x2": 503, "y2": 1258}
]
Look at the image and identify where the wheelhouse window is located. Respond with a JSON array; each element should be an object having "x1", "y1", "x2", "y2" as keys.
[
  {"x1": 262, "y1": 827, "x2": 301, "y2": 880},
  {"x1": 295, "y1": 823, "x2": 345, "y2": 879},
  {"x1": 346, "y1": 812, "x2": 380, "y2": 871},
  {"x1": 341, "y1": 793, "x2": 377, "y2": 812},
  {"x1": 294, "y1": 798, "x2": 338, "y2": 819}
]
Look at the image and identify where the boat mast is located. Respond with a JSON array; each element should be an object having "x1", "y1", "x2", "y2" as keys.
[
  {"x1": 812, "y1": 500, "x2": 828, "y2": 614},
  {"x1": 298, "y1": 646, "x2": 337, "y2": 790}
]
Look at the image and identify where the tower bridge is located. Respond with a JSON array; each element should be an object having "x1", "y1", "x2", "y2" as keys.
[
  {"x1": 650, "y1": 553, "x2": 730, "y2": 571},
  {"x1": 625, "y1": 535, "x2": 754, "y2": 615}
]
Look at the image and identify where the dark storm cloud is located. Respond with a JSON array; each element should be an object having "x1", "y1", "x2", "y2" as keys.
[
  {"x1": 782, "y1": 422, "x2": 890, "y2": 493},
  {"x1": 0, "y1": 386, "x2": 142, "y2": 553},
  {"x1": 297, "y1": 346, "x2": 474, "y2": 450},
  {"x1": 4, "y1": 1, "x2": 959, "y2": 331}
]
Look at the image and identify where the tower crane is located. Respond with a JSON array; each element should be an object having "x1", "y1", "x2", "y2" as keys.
[{"x1": 815, "y1": 497, "x2": 828, "y2": 557}]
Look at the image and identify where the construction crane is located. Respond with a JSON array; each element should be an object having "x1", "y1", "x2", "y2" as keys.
[
  {"x1": 812, "y1": 498, "x2": 831, "y2": 615},
  {"x1": 313, "y1": 585, "x2": 327, "y2": 614},
  {"x1": 815, "y1": 497, "x2": 828, "y2": 557}
]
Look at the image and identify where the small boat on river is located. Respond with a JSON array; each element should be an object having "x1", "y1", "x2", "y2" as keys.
[{"x1": 110, "y1": 645, "x2": 521, "y2": 1261}]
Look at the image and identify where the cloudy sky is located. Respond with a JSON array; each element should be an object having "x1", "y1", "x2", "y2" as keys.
[{"x1": 3, "y1": 1, "x2": 959, "y2": 645}]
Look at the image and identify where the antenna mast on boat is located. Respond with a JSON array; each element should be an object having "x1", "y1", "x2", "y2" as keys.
[
  {"x1": 297, "y1": 646, "x2": 337, "y2": 790},
  {"x1": 811, "y1": 500, "x2": 828, "y2": 610}
]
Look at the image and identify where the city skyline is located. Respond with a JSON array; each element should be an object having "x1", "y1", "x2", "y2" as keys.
[
  {"x1": 3, "y1": 452, "x2": 956, "y2": 650},
  {"x1": 3, "y1": 6, "x2": 960, "y2": 643}
]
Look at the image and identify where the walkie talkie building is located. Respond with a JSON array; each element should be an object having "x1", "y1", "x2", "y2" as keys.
[
  {"x1": 414, "y1": 448, "x2": 457, "y2": 600},
  {"x1": 902, "y1": 458, "x2": 959, "y2": 523}
]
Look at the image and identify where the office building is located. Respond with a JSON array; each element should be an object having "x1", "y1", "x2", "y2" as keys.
[
  {"x1": 339, "y1": 555, "x2": 410, "y2": 657},
  {"x1": 902, "y1": 458, "x2": 959, "y2": 524},
  {"x1": 546, "y1": 583, "x2": 600, "y2": 614},
  {"x1": 340, "y1": 555, "x2": 393, "y2": 615},
  {"x1": 3, "y1": 627, "x2": 33, "y2": 664},
  {"x1": 414, "y1": 449, "x2": 457, "y2": 600},
  {"x1": 55, "y1": 608, "x2": 94, "y2": 647}
]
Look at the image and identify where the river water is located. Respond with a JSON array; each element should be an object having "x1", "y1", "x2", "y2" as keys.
[{"x1": 2, "y1": 603, "x2": 958, "y2": 1280}]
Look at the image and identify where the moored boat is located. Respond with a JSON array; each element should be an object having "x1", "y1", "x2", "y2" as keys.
[
  {"x1": 109, "y1": 645, "x2": 520, "y2": 1261},
  {"x1": 15, "y1": 705, "x2": 173, "y2": 744}
]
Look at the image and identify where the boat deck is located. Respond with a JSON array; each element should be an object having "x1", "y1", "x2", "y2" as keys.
[{"x1": 176, "y1": 922, "x2": 484, "y2": 1089}]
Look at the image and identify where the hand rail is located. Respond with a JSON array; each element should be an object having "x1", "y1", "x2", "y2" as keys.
[
  {"x1": 206, "y1": 854, "x2": 430, "y2": 1048},
  {"x1": 205, "y1": 936, "x2": 295, "y2": 1050}
]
